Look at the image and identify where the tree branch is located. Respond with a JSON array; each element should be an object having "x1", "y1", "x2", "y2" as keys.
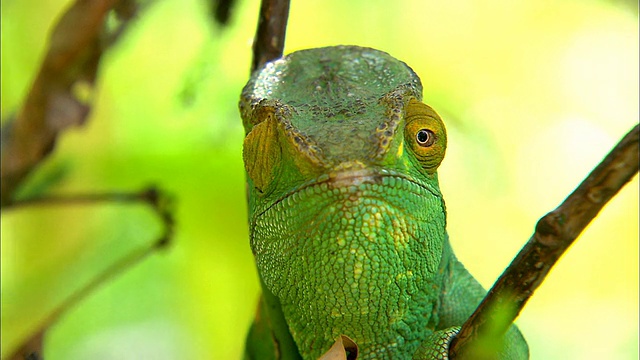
[
  {"x1": 250, "y1": 0, "x2": 290, "y2": 72},
  {"x1": 0, "y1": 0, "x2": 141, "y2": 207},
  {"x1": 449, "y1": 124, "x2": 640, "y2": 359}
]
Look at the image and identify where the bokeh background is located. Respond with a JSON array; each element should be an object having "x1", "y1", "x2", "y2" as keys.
[{"x1": 1, "y1": 0, "x2": 638, "y2": 359}]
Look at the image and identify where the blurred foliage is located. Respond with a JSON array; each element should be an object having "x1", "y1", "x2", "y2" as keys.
[{"x1": 1, "y1": 0, "x2": 638, "y2": 359}]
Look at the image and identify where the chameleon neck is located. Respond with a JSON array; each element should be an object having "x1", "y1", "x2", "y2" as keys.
[{"x1": 250, "y1": 172, "x2": 447, "y2": 358}]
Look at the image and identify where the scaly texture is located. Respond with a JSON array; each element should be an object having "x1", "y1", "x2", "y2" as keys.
[
  {"x1": 240, "y1": 46, "x2": 528, "y2": 359},
  {"x1": 253, "y1": 171, "x2": 445, "y2": 358}
]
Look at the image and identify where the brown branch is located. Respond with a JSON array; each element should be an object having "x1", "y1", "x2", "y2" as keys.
[
  {"x1": 6, "y1": 187, "x2": 174, "y2": 360},
  {"x1": 449, "y1": 124, "x2": 640, "y2": 359},
  {"x1": 250, "y1": 0, "x2": 290, "y2": 72},
  {"x1": 0, "y1": 0, "x2": 141, "y2": 208}
]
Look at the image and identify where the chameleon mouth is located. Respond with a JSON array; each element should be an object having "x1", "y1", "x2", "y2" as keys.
[
  {"x1": 253, "y1": 166, "x2": 441, "y2": 220},
  {"x1": 323, "y1": 164, "x2": 439, "y2": 195},
  {"x1": 326, "y1": 167, "x2": 380, "y2": 188}
]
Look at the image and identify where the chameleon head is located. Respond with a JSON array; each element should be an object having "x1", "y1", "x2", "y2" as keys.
[
  {"x1": 240, "y1": 46, "x2": 447, "y2": 199},
  {"x1": 240, "y1": 46, "x2": 449, "y2": 358}
]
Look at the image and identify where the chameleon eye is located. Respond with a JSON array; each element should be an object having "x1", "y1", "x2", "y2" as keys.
[
  {"x1": 404, "y1": 99, "x2": 447, "y2": 174},
  {"x1": 416, "y1": 129, "x2": 435, "y2": 147}
]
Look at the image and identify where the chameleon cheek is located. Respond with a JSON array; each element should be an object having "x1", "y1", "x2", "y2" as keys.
[{"x1": 243, "y1": 114, "x2": 282, "y2": 193}]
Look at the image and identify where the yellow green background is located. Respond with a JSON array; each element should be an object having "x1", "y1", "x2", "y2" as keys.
[{"x1": 2, "y1": 0, "x2": 638, "y2": 359}]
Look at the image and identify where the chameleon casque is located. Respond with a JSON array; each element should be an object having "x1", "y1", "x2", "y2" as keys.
[{"x1": 239, "y1": 45, "x2": 529, "y2": 359}]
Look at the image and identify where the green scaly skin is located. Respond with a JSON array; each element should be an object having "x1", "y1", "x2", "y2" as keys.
[{"x1": 240, "y1": 46, "x2": 528, "y2": 359}]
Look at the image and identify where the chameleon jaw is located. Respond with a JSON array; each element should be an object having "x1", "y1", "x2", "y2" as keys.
[{"x1": 252, "y1": 164, "x2": 442, "y2": 220}]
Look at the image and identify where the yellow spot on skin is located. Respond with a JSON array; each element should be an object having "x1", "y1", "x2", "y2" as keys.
[
  {"x1": 397, "y1": 141, "x2": 404, "y2": 157},
  {"x1": 354, "y1": 262, "x2": 363, "y2": 279}
]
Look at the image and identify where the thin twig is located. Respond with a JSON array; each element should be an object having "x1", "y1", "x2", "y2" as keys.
[
  {"x1": 7, "y1": 187, "x2": 174, "y2": 360},
  {"x1": 210, "y1": 0, "x2": 238, "y2": 25},
  {"x1": 8, "y1": 331, "x2": 44, "y2": 360},
  {"x1": 250, "y1": 0, "x2": 290, "y2": 72},
  {"x1": 6, "y1": 188, "x2": 158, "y2": 208},
  {"x1": 449, "y1": 124, "x2": 640, "y2": 359}
]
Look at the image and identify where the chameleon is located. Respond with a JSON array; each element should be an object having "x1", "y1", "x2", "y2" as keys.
[{"x1": 239, "y1": 45, "x2": 529, "y2": 359}]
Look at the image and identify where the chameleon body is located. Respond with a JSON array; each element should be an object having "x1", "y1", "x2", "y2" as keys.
[{"x1": 240, "y1": 46, "x2": 528, "y2": 359}]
